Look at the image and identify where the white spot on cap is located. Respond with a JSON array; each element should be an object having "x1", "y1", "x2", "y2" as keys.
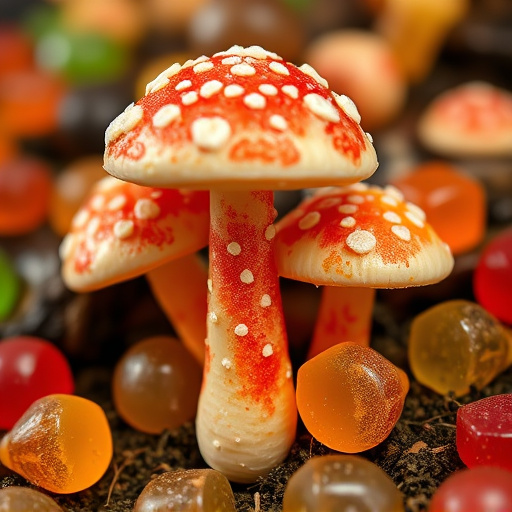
[
  {"x1": 183, "y1": 55, "x2": 209, "y2": 68},
  {"x1": 105, "y1": 103, "x2": 143, "y2": 142},
  {"x1": 182, "y1": 91, "x2": 198, "y2": 105},
  {"x1": 259, "y1": 84, "x2": 278, "y2": 96},
  {"x1": 107, "y1": 195, "x2": 127, "y2": 211},
  {"x1": 214, "y1": 45, "x2": 281, "y2": 61},
  {"x1": 384, "y1": 185, "x2": 404, "y2": 202},
  {"x1": 340, "y1": 216, "x2": 356, "y2": 228},
  {"x1": 383, "y1": 211, "x2": 402, "y2": 224},
  {"x1": 208, "y1": 311, "x2": 218, "y2": 323},
  {"x1": 405, "y1": 211, "x2": 425, "y2": 228},
  {"x1": 304, "y1": 94, "x2": 340, "y2": 123},
  {"x1": 114, "y1": 219, "x2": 134, "y2": 239},
  {"x1": 240, "y1": 269, "x2": 254, "y2": 284},
  {"x1": 347, "y1": 194, "x2": 365, "y2": 204},
  {"x1": 334, "y1": 93, "x2": 361, "y2": 124},
  {"x1": 282, "y1": 85, "x2": 298, "y2": 99},
  {"x1": 260, "y1": 294, "x2": 271, "y2": 307},
  {"x1": 299, "y1": 211, "x2": 321, "y2": 230},
  {"x1": 222, "y1": 56, "x2": 242, "y2": 65},
  {"x1": 191, "y1": 117, "x2": 232, "y2": 151},
  {"x1": 90, "y1": 195, "x2": 105, "y2": 211},
  {"x1": 134, "y1": 198, "x2": 160, "y2": 220},
  {"x1": 338, "y1": 204, "x2": 358, "y2": 214},
  {"x1": 234, "y1": 324, "x2": 249, "y2": 336},
  {"x1": 392, "y1": 225, "x2": 411, "y2": 241},
  {"x1": 221, "y1": 358, "x2": 232, "y2": 369},
  {"x1": 317, "y1": 197, "x2": 341, "y2": 209},
  {"x1": 213, "y1": 439, "x2": 221, "y2": 449},
  {"x1": 346, "y1": 230, "x2": 376, "y2": 254},
  {"x1": 194, "y1": 61, "x2": 214, "y2": 73},
  {"x1": 224, "y1": 84, "x2": 245, "y2": 98},
  {"x1": 72, "y1": 209, "x2": 89, "y2": 229},
  {"x1": 244, "y1": 93, "x2": 266, "y2": 109},
  {"x1": 86, "y1": 216, "x2": 101, "y2": 236},
  {"x1": 269, "y1": 61, "x2": 289, "y2": 76},
  {"x1": 207, "y1": 279, "x2": 213, "y2": 292},
  {"x1": 151, "y1": 190, "x2": 163, "y2": 199},
  {"x1": 381, "y1": 195, "x2": 398, "y2": 207},
  {"x1": 269, "y1": 114, "x2": 288, "y2": 131},
  {"x1": 262, "y1": 344, "x2": 273, "y2": 357},
  {"x1": 227, "y1": 242, "x2": 241, "y2": 255},
  {"x1": 145, "y1": 62, "x2": 181, "y2": 94},
  {"x1": 265, "y1": 225, "x2": 276, "y2": 240},
  {"x1": 366, "y1": 132, "x2": 373, "y2": 143},
  {"x1": 406, "y1": 202, "x2": 426, "y2": 222},
  {"x1": 299, "y1": 63, "x2": 328, "y2": 88},
  {"x1": 175, "y1": 80, "x2": 192, "y2": 91},
  {"x1": 231, "y1": 63, "x2": 256, "y2": 76},
  {"x1": 200, "y1": 80, "x2": 223, "y2": 98},
  {"x1": 153, "y1": 104, "x2": 181, "y2": 128}
]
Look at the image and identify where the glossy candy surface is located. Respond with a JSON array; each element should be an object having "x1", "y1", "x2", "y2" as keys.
[
  {"x1": 408, "y1": 300, "x2": 511, "y2": 396},
  {"x1": 282, "y1": 455, "x2": 405, "y2": 512},
  {"x1": 296, "y1": 342, "x2": 409, "y2": 453},
  {"x1": 0, "y1": 486, "x2": 64, "y2": 511},
  {"x1": 392, "y1": 161, "x2": 486, "y2": 255},
  {"x1": 0, "y1": 157, "x2": 53, "y2": 235},
  {"x1": 113, "y1": 336, "x2": 202, "y2": 434},
  {"x1": 134, "y1": 469, "x2": 236, "y2": 512},
  {"x1": 0, "y1": 394, "x2": 113, "y2": 494},
  {"x1": 474, "y1": 227, "x2": 512, "y2": 325},
  {"x1": 0, "y1": 249, "x2": 20, "y2": 321},
  {"x1": 429, "y1": 467, "x2": 512, "y2": 512},
  {"x1": 456, "y1": 394, "x2": 512, "y2": 470},
  {"x1": 0, "y1": 336, "x2": 74, "y2": 430}
]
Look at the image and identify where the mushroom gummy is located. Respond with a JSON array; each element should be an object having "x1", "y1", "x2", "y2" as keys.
[
  {"x1": 0, "y1": 394, "x2": 113, "y2": 494},
  {"x1": 408, "y1": 300, "x2": 512, "y2": 396},
  {"x1": 456, "y1": 394, "x2": 512, "y2": 471},
  {"x1": 0, "y1": 486, "x2": 64, "y2": 512},
  {"x1": 103, "y1": 44, "x2": 378, "y2": 482},
  {"x1": 296, "y1": 343, "x2": 409, "y2": 453},
  {"x1": 113, "y1": 336, "x2": 202, "y2": 434},
  {"x1": 282, "y1": 455, "x2": 405, "y2": 512},
  {"x1": 134, "y1": 468, "x2": 236, "y2": 512}
]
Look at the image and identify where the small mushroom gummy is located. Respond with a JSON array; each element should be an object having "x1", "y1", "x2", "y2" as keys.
[{"x1": 103, "y1": 45, "x2": 378, "y2": 481}]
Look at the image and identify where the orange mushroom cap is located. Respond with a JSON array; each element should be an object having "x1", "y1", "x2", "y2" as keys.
[
  {"x1": 418, "y1": 81, "x2": 512, "y2": 157},
  {"x1": 104, "y1": 45, "x2": 378, "y2": 190},
  {"x1": 275, "y1": 183, "x2": 454, "y2": 288},
  {"x1": 60, "y1": 176, "x2": 209, "y2": 291}
]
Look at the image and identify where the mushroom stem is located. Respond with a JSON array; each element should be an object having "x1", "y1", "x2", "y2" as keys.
[
  {"x1": 308, "y1": 286, "x2": 376, "y2": 359},
  {"x1": 146, "y1": 253, "x2": 208, "y2": 366},
  {"x1": 196, "y1": 189, "x2": 297, "y2": 483}
]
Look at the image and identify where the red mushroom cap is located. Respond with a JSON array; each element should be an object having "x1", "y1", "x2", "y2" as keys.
[
  {"x1": 60, "y1": 176, "x2": 209, "y2": 291},
  {"x1": 275, "y1": 183, "x2": 454, "y2": 288},
  {"x1": 104, "y1": 45, "x2": 378, "y2": 190},
  {"x1": 418, "y1": 81, "x2": 512, "y2": 157}
]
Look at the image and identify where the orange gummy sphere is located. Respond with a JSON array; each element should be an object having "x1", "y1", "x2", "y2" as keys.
[
  {"x1": 49, "y1": 155, "x2": 106, "y2": 236},
  {"x1": 0, "y1": 157, "x2": 53, "y2": 235},
  {"x1": 113, "y1": 336, "x2": 202, "y2": 434},
  {"x1": 392, "y1": 161, "x2": 486, "y2": 255},
  {"x1": 296, "y1": 343, "x2": 409, "y2": 453},
  {"x1": 0, "y1": 394, "x2": 113, "y2": 494}
]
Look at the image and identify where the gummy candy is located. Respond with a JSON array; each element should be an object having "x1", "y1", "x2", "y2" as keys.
[
  {"x1": 392, "y1": 161, "x2": 486, "y2": 255},
  {"x1": 456, "y1": 394, "x2": 512, "y2": 471},
  {"x1": 474, "y1": 227, "x2": 512, "y2": 325},
  {"x1": 113, "y1": 336, "x2": 202, "y2": 434},
  {"x1": 0, "y1": 486, "x2": 64, "y2": 511},
  {"x1": 296, "y1": 342, "x2": 409, "y2": 453},
  {"x1": 429, "y1": 466, "x2": 512, "y2": 512},
  {"x1": 134, "y1": 469, "x2": 236, "y2": 512},
  {"x1": 0, "y1": 394, "x2": 112, "y2": 494},
  {"x1": 0, "y1": 249, "x2": 20, "y2": 321},
  {"x1": 0, "y1": 336, "x2": 74, "y2": 430},
  {"x1": 282, "y1": 455, "x2": 405, "y2": 512},
  {"x1": 408, "y1": 300, "x2": 511, "y2": 396},
  {"x1": 0, "y1": 157, "x2": 53, "y2": 235}
]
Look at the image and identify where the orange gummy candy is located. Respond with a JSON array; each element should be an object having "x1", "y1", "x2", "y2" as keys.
[
  {"x1": 0, "y1": 394, "x2": 113, "y2": 494},
  {"x1": 296, "y1": 343, "x2": 409, "y2": 453}
]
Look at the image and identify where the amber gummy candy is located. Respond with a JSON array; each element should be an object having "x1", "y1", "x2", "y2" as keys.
[
  {"x1": 408, "y1": 300, "x2": 512, "y2": 396},
  {"x1": 283, "y1": 455, "x2": 405, "y2": 512},
  {"x1": 0, "y1": 394, "x2": 113, "y2": 494},
  {"x1": 296, "y1": 342, "x2": 409, "y2": 453},
  {"x1": 134, "y1": 469, "x2": 236, "y2": 512},
  {"x1": 0, "y1": 486, "x2": 64, "y2": 511}
]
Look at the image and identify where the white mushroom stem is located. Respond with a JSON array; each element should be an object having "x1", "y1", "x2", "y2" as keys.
[
  {"x1": 196, "y1": 190, "x2": 297, "y2": 483},
  {"x1": 307, "y1": 287, "x2": 376, "y2": 360},
  {"x1": 146, "y1": 253, "x2": 208, "y2": 366}
]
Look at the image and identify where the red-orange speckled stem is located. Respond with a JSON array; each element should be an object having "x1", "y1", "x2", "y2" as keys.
[
  {"x1": 308, "y1": 286, "x2": 376, "y2": 359},
  {"x1": 196, "y1": 190, "x2": 297, "y2": 483}
]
